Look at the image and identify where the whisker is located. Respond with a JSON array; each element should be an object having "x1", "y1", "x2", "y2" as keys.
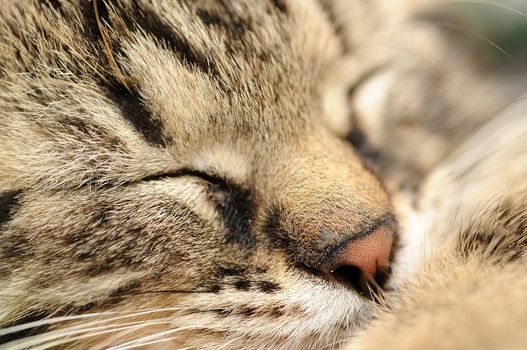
[
  {"x1": 107, "y1": 326, "x2": 203, "y2": 350},
  {"x1": 0, "y1": 308, "x2": 181, "y2": 337},
  {"x1": 320, "y1": 337, "x2": 350, "y2": 350},
  {"x1": 365, "y1": 277, "x2": 390, "y2": 310},
  {"x1": 10, "y1": 320, "x2": 173, "y2": 350},
  {"x1": 417, "y1": 20, "x2": 525, "y2": 69},
  {"x1": 112, "y1": 336, "x2": 186, "y2": 350},
  {"x1": 449, "y1": 0, "x2": 527, "y2": 19}
]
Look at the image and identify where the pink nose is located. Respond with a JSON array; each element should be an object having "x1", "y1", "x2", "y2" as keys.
[{"x1": 320, "y1": 225, "x2": 394, "y2": 283}]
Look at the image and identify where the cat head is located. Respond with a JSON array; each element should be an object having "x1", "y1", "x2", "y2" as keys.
[{"x1": 0, "y1": 1, "x2": 399, "y2": 348}]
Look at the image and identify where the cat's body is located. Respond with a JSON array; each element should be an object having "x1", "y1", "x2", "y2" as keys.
[
  {"x1": 0, "y1": 0, "x2": 525, "y2": 349},
  {"x1": 349, "y1": 95, "x2": 527, "y2": 349}
]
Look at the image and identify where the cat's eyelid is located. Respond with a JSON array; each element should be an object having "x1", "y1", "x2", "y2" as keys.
[
  {"x1": 347, "y1": 66, "x2": 386, "y2": 99},
  {"x1": 141, "y1": 168, "x2": 229, "y2": 187},
  {"x1": 191, "y1": 146, "x2": 250, "y2": 183}
]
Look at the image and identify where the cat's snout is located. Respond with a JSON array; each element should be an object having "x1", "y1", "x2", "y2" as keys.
[{"x1": 319, "y1": 224, "x2": 395, "y2": 298}]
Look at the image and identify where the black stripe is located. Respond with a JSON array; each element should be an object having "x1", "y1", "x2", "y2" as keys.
[
  {"x1": 76, "y1": 1, "x2": 172, "y2": 147},
  {"x1": 79, "y1": 0, "x2": 109, "y2": 44},
  {"x1": 257, "y1": 280, "x2": 280, "y2": 293},
  {"x1": 218, "y1": 186, "x2": 255, "y2": 250},
  {"x1": 195, "y1": 7, "x2": 248, "y2": 40},
  {"x1": 103, "y1": 80, "x2": 172, "y2": 147},
  {"x1": 81, "y1": 0, "x2": 221, "y2": 81},
  {"x1": 0, "y1": 190, "x2": 22, "y2": 227},
  {"x1": 201, "y1": 177, "x2": 256, "y2": 251},
  {"x1": 129, "y1": 2, "x2": 220, "y2": 79}
]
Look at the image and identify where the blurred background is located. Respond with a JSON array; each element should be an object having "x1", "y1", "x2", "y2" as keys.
[{"x1": 445, "y1": 0, "x2": 527, "y2": 68}]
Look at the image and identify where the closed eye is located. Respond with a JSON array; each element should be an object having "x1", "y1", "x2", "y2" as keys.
[
  {"x1": 141, "y1": 169, "x2": 230, "y2": 189},
  {"x1": 345, "y1": 67, "x2": 386, "y2": 164},
  {"x1": 142, "y1": 169, "x2": 255, "y2": 248},
  {"x1": 347, "y1": 66, "x2": 384, "y2": 100}
]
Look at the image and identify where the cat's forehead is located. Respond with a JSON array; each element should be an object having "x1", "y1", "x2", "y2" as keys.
[{"x1": 111, "y1": 0, "x2": 342, "y2": 144}]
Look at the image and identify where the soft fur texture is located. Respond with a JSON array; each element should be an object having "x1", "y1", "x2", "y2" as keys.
[{"x1": 0, "y1": 0, "x2": 525, "y2": 349}]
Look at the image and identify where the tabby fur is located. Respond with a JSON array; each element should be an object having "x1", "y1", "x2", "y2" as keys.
[{"x1": 0, "y1": 0, "x2": 525, "y2": 349}]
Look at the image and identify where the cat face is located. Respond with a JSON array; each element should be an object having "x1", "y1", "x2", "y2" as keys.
[{"x1": 0, "y1": 0, "x2": 396, "y2": 348}]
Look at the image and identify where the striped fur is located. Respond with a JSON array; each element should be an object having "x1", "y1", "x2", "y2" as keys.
[{"x1": 0, "y1": 0, "x2": 526, "y2": 349}]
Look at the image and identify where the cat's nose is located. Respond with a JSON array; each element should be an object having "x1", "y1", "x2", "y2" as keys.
[{"x1": 319, "y1": 224, "x2": 394, "y2": 297}]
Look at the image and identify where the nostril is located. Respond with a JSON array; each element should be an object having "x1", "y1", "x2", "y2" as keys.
[
  {"x1": 331, "y1": 265, "x2": 363, "y2": 295},
  {"x1": 331, "y1": 264, "x2": 391, "y2": 300},
  {"x1": 318, "y1": 223, "x2": 395, "y2": 299}
]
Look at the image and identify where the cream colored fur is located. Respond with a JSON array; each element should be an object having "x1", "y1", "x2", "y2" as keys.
[{"x1": 0, "y1": 0, "x2": 525, "y2": 349}]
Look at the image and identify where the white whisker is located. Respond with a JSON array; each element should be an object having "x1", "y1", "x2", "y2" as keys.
[
  {"x1": 0, "y1": 308, "x2": 180, "y2": 337},
  {"x1": 450, "y1": 0, "x2": 527, "y2": 19},
  {"x1": 112, "y1": 336, "x2": 186, "y2": 350},
  {"x1": 108, "y1": 326, "x2": 201, "y2": 350},
  {"x1": 2, "y1": 319, "x2": 172, "y2": 350}
]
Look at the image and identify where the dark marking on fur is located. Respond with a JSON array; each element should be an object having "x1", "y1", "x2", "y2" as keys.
[
  {"x1": 257, "y1": 281, "x2": 280, "y2": 293},
  {"x1": 61, "y1": 116, "x2": 125, "y2": 150},
  {"x1": 210, "y1": 284, "x2": 223, "y2": 293},
  {"x1": 345, "y1": 127, "x2": 382, "y2": 172},
  {"x1": 76, "y1": 1, "x2": 172, "y2": 147},
  {"x1": 217, "y1": 265, "x2": 248, "y2": 277},
  {"x1": 318, "y1": 1, "x2": 350, "y2": 53},
  {"x1": 213, "y1": 185, "x2": 256, "y2": 251},
  {"x1": 214, "y1": 307, "x2": 231, "y2": 317},
  {"x1": 263, "y1": 204, "x2": 282, "y2": 238},
  {"x1": 345, "y1": 68, "x2": 386, "y2": 169},
  {"x1": 141, "y1": 169, "x2": 256, "y2": 250},
  {"x1": 84, "y1": 261, "x2": 114, "y2": 277},
  {"x1": 103, "y1": 81, "x2": 172, "y2": 147},
  {"x1": 43, "y1": 0, "x2": 63, "y2": 11},
  {"x1": 78, "y1": 0, "x2": 109, "y2": 43},
  {"x1": 458, "y1": 202, "x2": 527, "y2": 263},
  {"x1": 2, "y1": 235, "x2": 31, "y2": 259},
  {"x1": 0, "y1": 190, "x2": 22, "y2": 227},
  {"x1": 201, "y1": 175, "x2": 257, "y2": 251},
  {"x1": 196, "y1": 8, "x2": 231, "y2": 28},
  {"x1": 270, "y1": 0, "x2": 288, "y2": 13},
  {"x1": 195, "y1": 7, "x2": 248, "y2": 40},
  {"x1": 129, "y1": 4, "x2": 222, "y2": 81},
  {"x1": 240, "y1": 306, "x2": 256, "y2": 317},
  {"x1": 263, "y1": 204, "x2": 291, "y2": 250},
  {"x1": 269, "y1": 306, "x2": 285, "y2": 317},
  {"x1": 234, "y1": 279, "x2": 251, "y2": 291},
  {"x1": 91, "y1": 203, "x2": 113, "y2": 227}
]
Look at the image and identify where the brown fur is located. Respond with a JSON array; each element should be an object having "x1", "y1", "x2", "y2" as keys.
[
  {"x1": 347, "y1": 98, "x2": 527, "y2": 349},
  {"x1": 0, "y1": 0, "x2": 525, "y2": 349},
  {"x1": 0, "y1": 1, "x2": 389, "y2": 348}
]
